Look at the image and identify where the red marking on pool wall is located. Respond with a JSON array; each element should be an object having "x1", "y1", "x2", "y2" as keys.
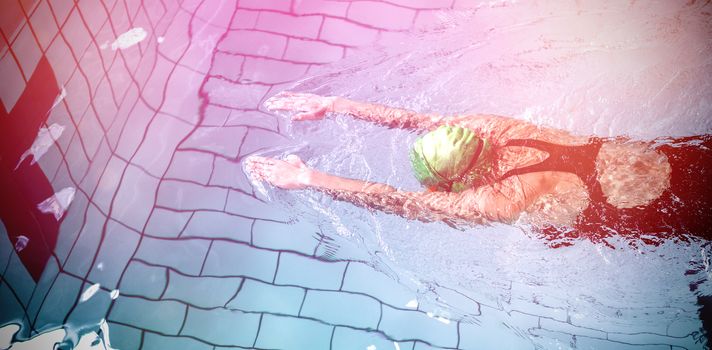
[{"x1": 0, "y1": 56, "x2": 61, "y2": 282}]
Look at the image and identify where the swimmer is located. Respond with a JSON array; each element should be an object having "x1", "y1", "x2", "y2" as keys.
[{"x1": 246, "y1": 92, "x2": 712, "y2": 243}]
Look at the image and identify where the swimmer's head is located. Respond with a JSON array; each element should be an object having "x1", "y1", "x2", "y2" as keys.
[{"x1": 410, "y1": 125, "x2": 492, "y2": 192}]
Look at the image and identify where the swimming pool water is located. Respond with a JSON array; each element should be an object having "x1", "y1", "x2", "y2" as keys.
[{"x1": 0, "y1": 0, "x2": 711, "y2": 349}]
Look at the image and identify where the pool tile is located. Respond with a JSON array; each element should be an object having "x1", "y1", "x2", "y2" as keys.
[
  {"x1": 63, "y1": 204, "x2": 106, "y2": 277},
  {"x1": 254, "y1": 314, "x2": 333, "y2": 350},
  {"x1": 163, "y1": 270, "x2": 243, "y2": 308},
  {"x1": 12, "y1": 24, "x2": 42, "y2": 79},
  {"x1": 219, "y1": 30, "x2": 287, "y2": 59},
  {"x1": 284, "y1": 38, "x2": 344, "y2": 64},
  {"x1": 300, "y1": 290, "x2": 381, "y2": 329},
  {"x1": 109, "y1": 296, "x2": 186, "y2": 335},
  {"x1": 332, "y1": 327, "x2": 411, "y2": 350},
  {"x1": 106, "y1": 322, "x2": 142, "y2": 350},
  {"x1": 225, "y1": 189, "x2": 289, "y2": 222},
  {"x1": 0, "y1": 54, "x2": 25, "y2": 112},
  {"x1": 144, "y1": 208, "x2": 192, "y2": 238},
  {"x1": 143, "y1": 333, "x2": 213, "y2": 350},
  {"x1": 209, "y1": 156, "x2": 253, "y2": 193},
  {"x1": 165, "y1": 150, "x2": 214, "y2": 184},
  {"x1": 0, "y1": 283, "x2": 25, "y2": 325},
  {"x1": 26, "y1": 257, "x2": 60, "y2": 320},
  {"x1": 195, "y1": 0, "x2": 235, "y2": 29},
  {"x1": 379, "y1": 305, "x2": 459, "y2": 348},
  {"x1": 274, "y1": 252, "x2": 346, "y2": 290},
  {"x1": 255, "y1": 12, "x2": 322, "y2": 40},
  {"x1": 114, "y1": 100, "x2": 155, "y2": 160},
  {"x1": 135, "y1": 236, "x2": 211, "y2": 275},
  {"x1": 118, "y1": 260, "x2": 167, "y2": 299},
  {"x1": 238, "y1": 0, "x2": 290, "y2": 12},
  {"x1": 180, "y1": 306, "x2": 260, "y2": 347},
  {"x1": 157, "y1": 180, "x2": 228, "y2": 211},
  {"x1": 204, "y1": 77, "x2": 271, "y2": 109},
  {"x1": 181, "y1": 211, "x2": 252, "y2": 242},
  {"x1": 227, "y1": 279, "x2": 304, "y2": 316},
  {"x1": 63, "y1": 9, "x2": 92, "y2": 59},
  {"x1": 76, "y1": 0, "x2": 107, "y2": 36},
  {"x1": 78, "y1": 139, "x2": 112, "y2": 195},
  {"x1": 92, "y1": 155, "x2": 127, "y2": 214},
  {"x1": 241, "y1": 57, "x2": 309, "y2": 84},
  {"x1": 161, "y1": 64, "x2": 204, "y2": 119},
  {"x1": 341, "y1": 262, "x2": 417, "y2": 308},
  {"x1": 111, "y1": 164, "x2": 160, "y2": 231},
  {"x1": 50, "y1": 191, "x2": 87, "y2": 265},
  {"x1": 252, "y1": 219, "x2": 320, "y2": 255},
  {"x1": 180, "y1": 125, "x2": 246, "y2": 159},
  {"x1": 132, "y1": 113, "x2": 194, "y2": 177},
  {"x1": 87, "y1": 220, "x2": 141, "y2": 289},
  {"x1": 320, "y1": 17, "x2": 379, "y2": 47},
  {"x1": 347, "y1": 1, "x2": 416, "y2": 31},
  {"x1": 3, "y1": 253, "x2": 35, "y2": 307},
  {"x1": 34, "y1": 273, "x2": 83, "y2": 329},
  {"x1": 229, "y1": 9, "x2": 259, "y2": 30},
  {"x1": 458, "y1": 312, "x2": 536, "y2": 350},
  {"x1": 293, "y1": 0, "x2": 349, "y2": 17},
  {"x1": 202, "y1": 240, "x2": 278, "y2": 280}
]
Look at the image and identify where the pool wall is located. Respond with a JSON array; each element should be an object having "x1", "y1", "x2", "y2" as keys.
[{"x1": 0, "y1": 0, "x2": 703, "y2": 349}]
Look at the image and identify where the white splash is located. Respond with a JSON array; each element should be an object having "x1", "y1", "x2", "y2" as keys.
[
  {"x1": 157, "y1": 36, "x2": 165, "y2": 43},
  {"x1": 111, "y1": 27, "x2": 147, "y2": 50},
  {"x1": 50, "y1": 86, "x2": 67, "y2": 110},
  {"x1": 393, "y1": 342, "x2": 401, "y2": 350},
  {"x1": 16, "y1": 123, "x2": 64, "y2": 169},
  {"x1": 366, "y1": 345, "x2": 376, "y2": 350},
  {"x1": 436, "y1": 316, "x2": 451, "y2": 324},
  {"x1": 14, "y1": 235, "x2": 29, "y2": 252},
  {"x1": 405, "y1": 299, "x2": 418, "y2": 309},
  {"x1": 110, "y1": 289, "x2": 119, "y2": 300},
  {"x1": 37, "y1": 187, "x2": 76, "y2": 220},
  {"x1": 99, "y1": 41, "x2": 109, "y2": 50},
  {"x1": 80, "y1": 283, "x2": 101, "y2": 303},
  {"x1": 0, "y1": 324, "x2": 19, "y2": 349},
  {"x1": 96, "y1": 262, "x2": 104, "y2": 271}
]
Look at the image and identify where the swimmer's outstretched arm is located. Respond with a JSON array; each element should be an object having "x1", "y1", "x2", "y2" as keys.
[
  {"x1": 265, "y1": 91, "x2": 445, "y2": 130},
  {"x1": 264, "y1": 92, "x2": 556, "y2": 140},
  {"x1": 246, "y1": 155, "x2": 533, "y2": 224}
]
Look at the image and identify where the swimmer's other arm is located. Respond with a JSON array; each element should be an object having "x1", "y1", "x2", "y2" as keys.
[
  {"x1": 265, "y1": 92, "x2": 511, "y2": 132},
  {"x1": 306, "y1": 169, "x2": 528, "y2": 225}
]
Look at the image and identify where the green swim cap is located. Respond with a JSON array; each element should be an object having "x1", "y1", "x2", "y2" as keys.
[{"x1": 410, "y1": 125, "x2": 491, "y2": 192}]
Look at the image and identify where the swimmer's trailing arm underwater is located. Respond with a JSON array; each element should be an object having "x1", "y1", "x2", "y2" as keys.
[{"x1": 247, "y1": 92, "x2": 712, "y2": 243}]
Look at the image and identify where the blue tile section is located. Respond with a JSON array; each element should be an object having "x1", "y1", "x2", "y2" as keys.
[
  {"x1": 332, "y1": 327, "x2": 410, "y2": 350},
  {"x1": 252, "y1": 219, "x2": 320, "y2": 255},
  {"x1": 163, "y1": 271, "x2": 243, "y2": 308},
  {"x1": 226, "y1": 278, "x2": 304, "y2": 316},
  {"x1": 341, "y1": 262, "x2": 417, "y2": 308},
  {"x1": 119, "y1": 261, "x2": 167, "y2": 299},
  {"x1": 135, "y1": 236, "x2": 211, "y2": 275},
  {"x1": 180, "y1": 306, "x2": 260, "y2": 347},
  {"x1": 300, "y1": 290, "x2": 381, "y2": 329},
  {"x1": 88, "y1": 220, "x2": 141, "y2": 289},
  {"x1": 274, "y1": 253, "x2": 347, "y2": 290},
  {"x1": 202, "y1": 241, "x2": 278, "y2": 280},
  {"x1": 143, "y1": 333, "x2": 214, "y2": 350},
  {"x1": 109, "y1": 296, "x2": 186, "y2": 335},
  {"x1": 255, "y1": 314, "x2": 333, "y2": 350},
  {"x1": 379, "y1": 305, "x2": 459, "y2": 348}
]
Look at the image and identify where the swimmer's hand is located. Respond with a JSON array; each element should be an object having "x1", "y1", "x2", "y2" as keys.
[
  {"x1": 245, "y1": 154, "x2": 312, "y2": 190},
  {"x1": 264, "y1": 91, "x2": 335, "y2": 121}
]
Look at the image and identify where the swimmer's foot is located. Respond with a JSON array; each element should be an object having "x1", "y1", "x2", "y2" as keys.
[
  {"x1": 245, "y1": 154, "x2": 312, "y2": 190},
  {"x1": 264, "y1": 91, "x2": 335, "y2": 121}
]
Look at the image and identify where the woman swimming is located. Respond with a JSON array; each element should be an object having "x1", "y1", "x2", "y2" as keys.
[{"x1": 246, "y1": 92, "x2": 712, "y2": 244}]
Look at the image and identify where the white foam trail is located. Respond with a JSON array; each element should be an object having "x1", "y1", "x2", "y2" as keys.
[
  {"x1": 0, "y1": 323, "x2": 19, "y2": 349},
  {"x1": 110, "y1": 289, "x2": 120, "y2": 300},
  {"x1": 80, "y1": 283, "x2": 101, "y2": 303},
  {"x1": 37, "y1": 187, "x2": 76, "y2": 220},
  {"x1": 111, "y1": 27, "x2": 147, "y2": 50},
  {"x1": 14, "y1": 235, "x2": 28, "y2": 252},
  {"x1": 50, "y1": 86, "x2": 66, "y2": 110},
  {"x1": 15, "y1": 123, "x2": 64, "y2": 169}
]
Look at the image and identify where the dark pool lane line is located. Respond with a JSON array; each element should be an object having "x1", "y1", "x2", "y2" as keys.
[{"x1": 0, "y1": 56, "x2": 61, "y2": 282}]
